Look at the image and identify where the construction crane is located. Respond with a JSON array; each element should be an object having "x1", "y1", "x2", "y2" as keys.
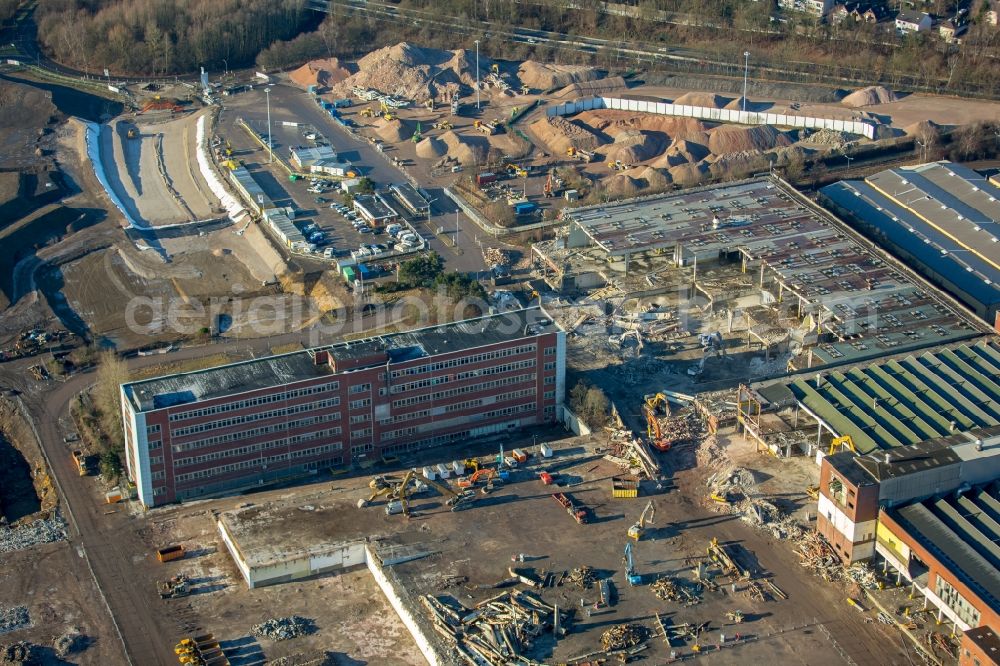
[
  {"x1": 623, "y1": 542, "x2": 642, "y2": 586},
  {"x1": 828, "y1": 435, "x2": 857, "y2": 455},
  {"x1": 627, "y1": 500, "x2": 655, "y2": 540}
]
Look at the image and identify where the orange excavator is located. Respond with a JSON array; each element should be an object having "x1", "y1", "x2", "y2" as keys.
[
  {"x1": 456, "y1": 467, "x2": 500, "y2": 493},
  {"x1": 543, "y1": 171, "x2": 555, "y2": 198}
]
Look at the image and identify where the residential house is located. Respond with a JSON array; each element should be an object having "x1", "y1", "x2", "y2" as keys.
[
  {"x1": 896, "y1": 9, "x2": 932, "y2": 33},
  {"x1": 939, "y1": 18, "x2": 967, "y2": 42}
]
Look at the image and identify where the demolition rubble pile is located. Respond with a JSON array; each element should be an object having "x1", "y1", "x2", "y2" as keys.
[
  {"x1": 0, "y1": 513, "x2": 66, "y2": 554},
  {"x1": 796, "y1": 532, "x2": 885, "y2": 591},
  {"x1": 650, "y1": 578, "x2": 700, "y2": 606},
  {"x1": 0, "y1": 607, "x2": 30, "y2": 636},
  {"x1": 603, "y1": 426, "x2": 662, "y2": 484},
  {"x1": 421, "y1": 589, "x2": 567, "y2": 665},
  {"x1": 483, "y1": 247, "x2": 511, "y2": 269},
  {"x1": 251, "y1": 616, "x2": 315, "y2": 641},
  {"x1": 566, "y1": 565, "x2": 598, "y2": 589},
  {"x1": 601, "y1": 623, "x2": 649, "y2": 652}
]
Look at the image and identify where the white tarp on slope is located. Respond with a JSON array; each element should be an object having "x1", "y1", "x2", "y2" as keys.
[
  {"x1": 84, "y1": 120, "x2": 141, "y2": 228},
  {"x1": 196, "y1": 114, "x2": 247, "y2": 221}
]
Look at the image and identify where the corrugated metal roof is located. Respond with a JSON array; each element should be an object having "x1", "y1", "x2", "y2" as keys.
[
  {"x1": 784, "y1": 339, "x2": 1000, "y2": 453},
  {"x1": 890, "y1": 481, "x2": 1000, "y2": 614}
]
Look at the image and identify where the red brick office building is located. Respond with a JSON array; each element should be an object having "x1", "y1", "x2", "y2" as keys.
[{"x1": 121, "y1": 308, "x2": 566, "y2": 507}]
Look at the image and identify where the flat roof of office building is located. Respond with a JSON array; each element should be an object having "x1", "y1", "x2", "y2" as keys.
[
  {"x1": 887, "y1": 481, "x2": 1000, "y2": 615},
  {"x1": 354, "y1": 194, "x2": 397, "y2": 220},
  {"x1": 123, "y1": 308, "x2": 556, "y2": 412},
  {"x1": 821, "y1": 162, "x2": 1000, "y2": 317},
  {"x1": 390, "y1": 183, "x2": 430, "y2": 210}
]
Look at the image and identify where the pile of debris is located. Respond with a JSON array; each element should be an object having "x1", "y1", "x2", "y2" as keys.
[
  {"x1": 0, "y1": 642, "x2": 36, "y2": 665},
  {"x1": 566, "y1": 565, "x2": 597, "y2": 589},
  {"x1": 421, "y1": 589, "x2": 567, "y2": 665},
  {"x1": 483, "y1": 247, "x2": 511, "y2": 268},
  {"x1": 0, "y1": 513, "x2": 66, "y2": 554},
  {"x1": 650, "y1": 578, "x2": 700, "y2": 605},
  {"x1": 846, "y1": 563, "x2": 880, "y2": 590},
  {"x1": 251, "y1": 616, "x2": 316, "y2": 642},
  {"x1": 600, "y1": 623, "x2": 649, "y2": 651},
  {"x1": 0, "y1": 607, "x2": 29, "y2": 635},
  {"x1": 794, "y1": 531, "x2": 840, "y2": 578},
  {"x1": 53, "y1": 630, "x2": 86, "y2": 657},
  {"x1": 732, "y1": 497, "x2": 804, "y2": 540}
]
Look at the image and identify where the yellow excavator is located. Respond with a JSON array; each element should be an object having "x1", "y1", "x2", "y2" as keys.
[
  {"x1": 828, "y1": 435, "x2": 857, "y2": 455},
  {"x1": 380, "y1": 99, "x2": 396, "y2": 121},
  {"x1": 627, "y1": 500, "x2": 655, "y2": 540}
]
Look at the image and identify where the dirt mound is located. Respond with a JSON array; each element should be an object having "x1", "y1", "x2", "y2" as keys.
[
  {"x1": 518, "y1": 61, "x2": 600, "y2": 90},
  {"x1": 637, "y1": 166, "x2": 672, "y2": 191},
  {"x1": 376, "y1": 119, "x2": 412, "y2": 143},
  {"x1": 652, "y1": 138, "x2": 710, "y2": 168},
  {"x1": 415, "y1": 136, "x2": 447, "y2": 159},
  {"x1": 554, "y1": 76, "x2": 626, "y2": 99},
  {"x1": 530, "y1": 115, "x2": 604, "y2": 155},
  {"x1": 289, "y1": 58, "x2": 354, "y2": 89},
  {"x1": 575, "y1": 111, "x2": 709, "y2": 142},
  {"x1": 673, "y1": 92, "x2": 732, "y2": 109},
  {"x1": 841, "y1": 86, "x2": 898, "y2": 107},
  {"x1": 605, "y1": 130, "x2": 664, "y2": 164},
  {"x1": 333, "y1": 42, "x2": 476, "y2": 101},
  {"x1": 903, "y1": 119, "x2": 942, "y2": 138},
  {"x1": 708, "y1": 124, "x2": 791, "y2": 155},
  {"x1": 439, "y1": 130, "x2": 488, "y2": 165},
  {"x1": 605, "y1": 173, "x2": 643, "y2": 198},
  {"x1": 669, "y1": 162, "x2": 710, "y2": 186},
  {"x1": 724, "y1": 97, "x2": 770, "y2": 112}
]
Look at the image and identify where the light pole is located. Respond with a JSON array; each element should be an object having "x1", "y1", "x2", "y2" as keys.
[
  {"x1": 742, "y1": 51, "x2": 750, "y2": 114},
  {"x1": 222, "y1": 59, "x2": 228, "y2": 79},
  {"x1": 474, "y1": 40, "x2": 481, "y2": 110},
  {"x1": 265, "y1": 86, "x2": 273, "y2": 164},
  {"x1": 844, "y1": 154, "x2": 853, "y2": 171}
]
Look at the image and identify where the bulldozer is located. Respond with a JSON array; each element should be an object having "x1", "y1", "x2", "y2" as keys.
[
  {"x1": 433, "y1": 119, "x2": 453, "y2": 130},
  {"x1": 126, "y1": 126, "x2": 139, "y2": 139},
  {"x1": 607, "y1": 160, "x2": 629, "y2": 171},
  {"x1": 361, "y1": 106, "x2": 376, "y2": 118}
]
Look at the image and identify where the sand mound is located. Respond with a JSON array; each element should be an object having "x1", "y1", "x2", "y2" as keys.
[
  {"x1": 708, "y1": 125, "x2": 791, "y2": 155},
  {"x1": 554, "y1": 76, "x2": 626, "y2": 99},
  {"x1": 439, "y1": 130, "x2": 488, "y2": 165},
  {"x1": 669, "y1": 162, "x2": 710, "y2": 186},
  {"x1": 415, "y1": 136, "x2": 447, "y2": 159},
  {"x1": 637, "y1": 166, "x2": 672, "y2": 191},
  {"x1": 530, "y1": 115, "x2": 603, "y2": 155},
  {"x1": 575, "y1": 111, "x2": 709, "y2": 142},
  {"x1": 724, "y1": 97, "x2": 770, "y2": 112},
  {"x1": 376, "y1": 119, "x2": 412, "y2": 143},
  {"x1": 673, "y1": 92, "x2": 732, "y2": 109},
  {"x1": 652, "y1": 138, "x2": 711, "y2": 168},
  {"x1": 289, "y1": 58, "x2": 355, "y2": 89},
  {"x1": 333, "y1": 41, "x2": 490, "y2": 102},
  {"x1": 605, "y1": 130, "x2": 664, "y2": 164},
  {"x1": 519, "y1": 61, "x2": 600, "y2": 90},
  {"x1": 903, "y1": 119, "x2": 942, "y2": 138},
  {"x1": 841, "y1": 86, "x2": 898, "y2": 108},
  {"x1": 605, "y1": 173, "x2": 643, "y2": 198}
]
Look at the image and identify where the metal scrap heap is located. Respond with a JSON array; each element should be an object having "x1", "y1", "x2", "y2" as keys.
[
  {"x1": 600, "y1": 623, "x2": 649, "y2": 651},
  {"x1": 650, "y1": 577, "x2": 701, "y2": 605},
  {"x1": 483, "y1": 247, "x2": 511, "y2": 268},
  {"x1": 421, "y1": 590, "x2": 569, "y2": 665},
  {"x1": 794, "y1": 531, "x2": 840, "y2": 578}
]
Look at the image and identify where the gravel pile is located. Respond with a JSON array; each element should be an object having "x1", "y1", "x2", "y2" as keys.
[
  {"x1": 251, "y1": 616, "x2": 316, "y2": 642},
  {"x1": 0, "y1": 642, "x2": 36, "y2": 664},
  {"x1": 0, "y1": 607, "x2": 29, "y2": 636},
  {"x1": 0, "y1": 513, "x2": 66, "y2": 555}
]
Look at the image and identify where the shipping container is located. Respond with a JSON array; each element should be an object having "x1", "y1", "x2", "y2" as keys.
[
  {"x1": 357, "y1": 263, "x2": 372, "y2": 278},
  {"x1": 156, "y1": 545, "x2": 186, "y2": 562},
  {"x1": 540, "y1": 443, "x2": 553, "y2": 458},
  {"x1": 342, "y1": 266, "x2": 356, "y2": 282},
  {"x1": 436, "y1": 463, "x2": 451, "y2": 479},
  {"x1": 513, "y1": 202, "x2": 537, "y2": 215},
  {"x1": 476, "y1": 172, "x2": 498, "y2": 186},
  {"x1": 423, "y1": 466, "x2": 437, "y2": 480},
  {"x1": 512, "y1": 448, "x2": 528, "y2": 463},
  {"x1": 331, "y1": 98, "x2": 352, "y2": 108}
]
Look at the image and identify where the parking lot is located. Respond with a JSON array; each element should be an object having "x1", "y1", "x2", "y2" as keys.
[{"x1": 217, "y1": 84, "x2": 496, "y2": 274}]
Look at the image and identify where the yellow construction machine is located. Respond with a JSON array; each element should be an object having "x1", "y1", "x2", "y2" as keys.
[
  {"x1": 361, "y1": 106, "x2": 376, "y2": 118},
  {"x1": 380, "y1": 100, "x2": 396, "y2": 121},
  {"x1": 828, "y1": 435, "x2": 856, "y2": 455},
  {"x1": 627, "y1": 500, "x2": 655, "y2": 540},
  {"x1": 433, "y1": 120, "x2": 453, "y2": 130}
]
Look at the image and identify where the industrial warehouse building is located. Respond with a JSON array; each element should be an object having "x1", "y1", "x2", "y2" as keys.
[
  {"x1": 389, "y1": 183, "x2": 431, "y2": 217},
  {"x1": 821, "y1": 162, "x2": 1000, "y2": 327},
  {"x1": 120, "y1": 308, "x2": 566, "y2": 507}
]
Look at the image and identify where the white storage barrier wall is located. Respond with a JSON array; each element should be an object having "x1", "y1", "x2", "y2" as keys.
[{"x1": 547, "y1": 97, "x2": 877, "y2": 139}]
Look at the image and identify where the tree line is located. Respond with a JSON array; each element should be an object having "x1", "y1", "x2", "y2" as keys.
[{"x1": 34, "y1": 0, "x2": 319, "y2": 75}]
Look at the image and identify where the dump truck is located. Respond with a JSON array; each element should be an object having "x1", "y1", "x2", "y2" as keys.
[
  {"x1": 552, "y1": 492, "x2": 588, "y2": 524},
  {"x1": 157, "y1": 544, "x2": 186, "y2": 563}
]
